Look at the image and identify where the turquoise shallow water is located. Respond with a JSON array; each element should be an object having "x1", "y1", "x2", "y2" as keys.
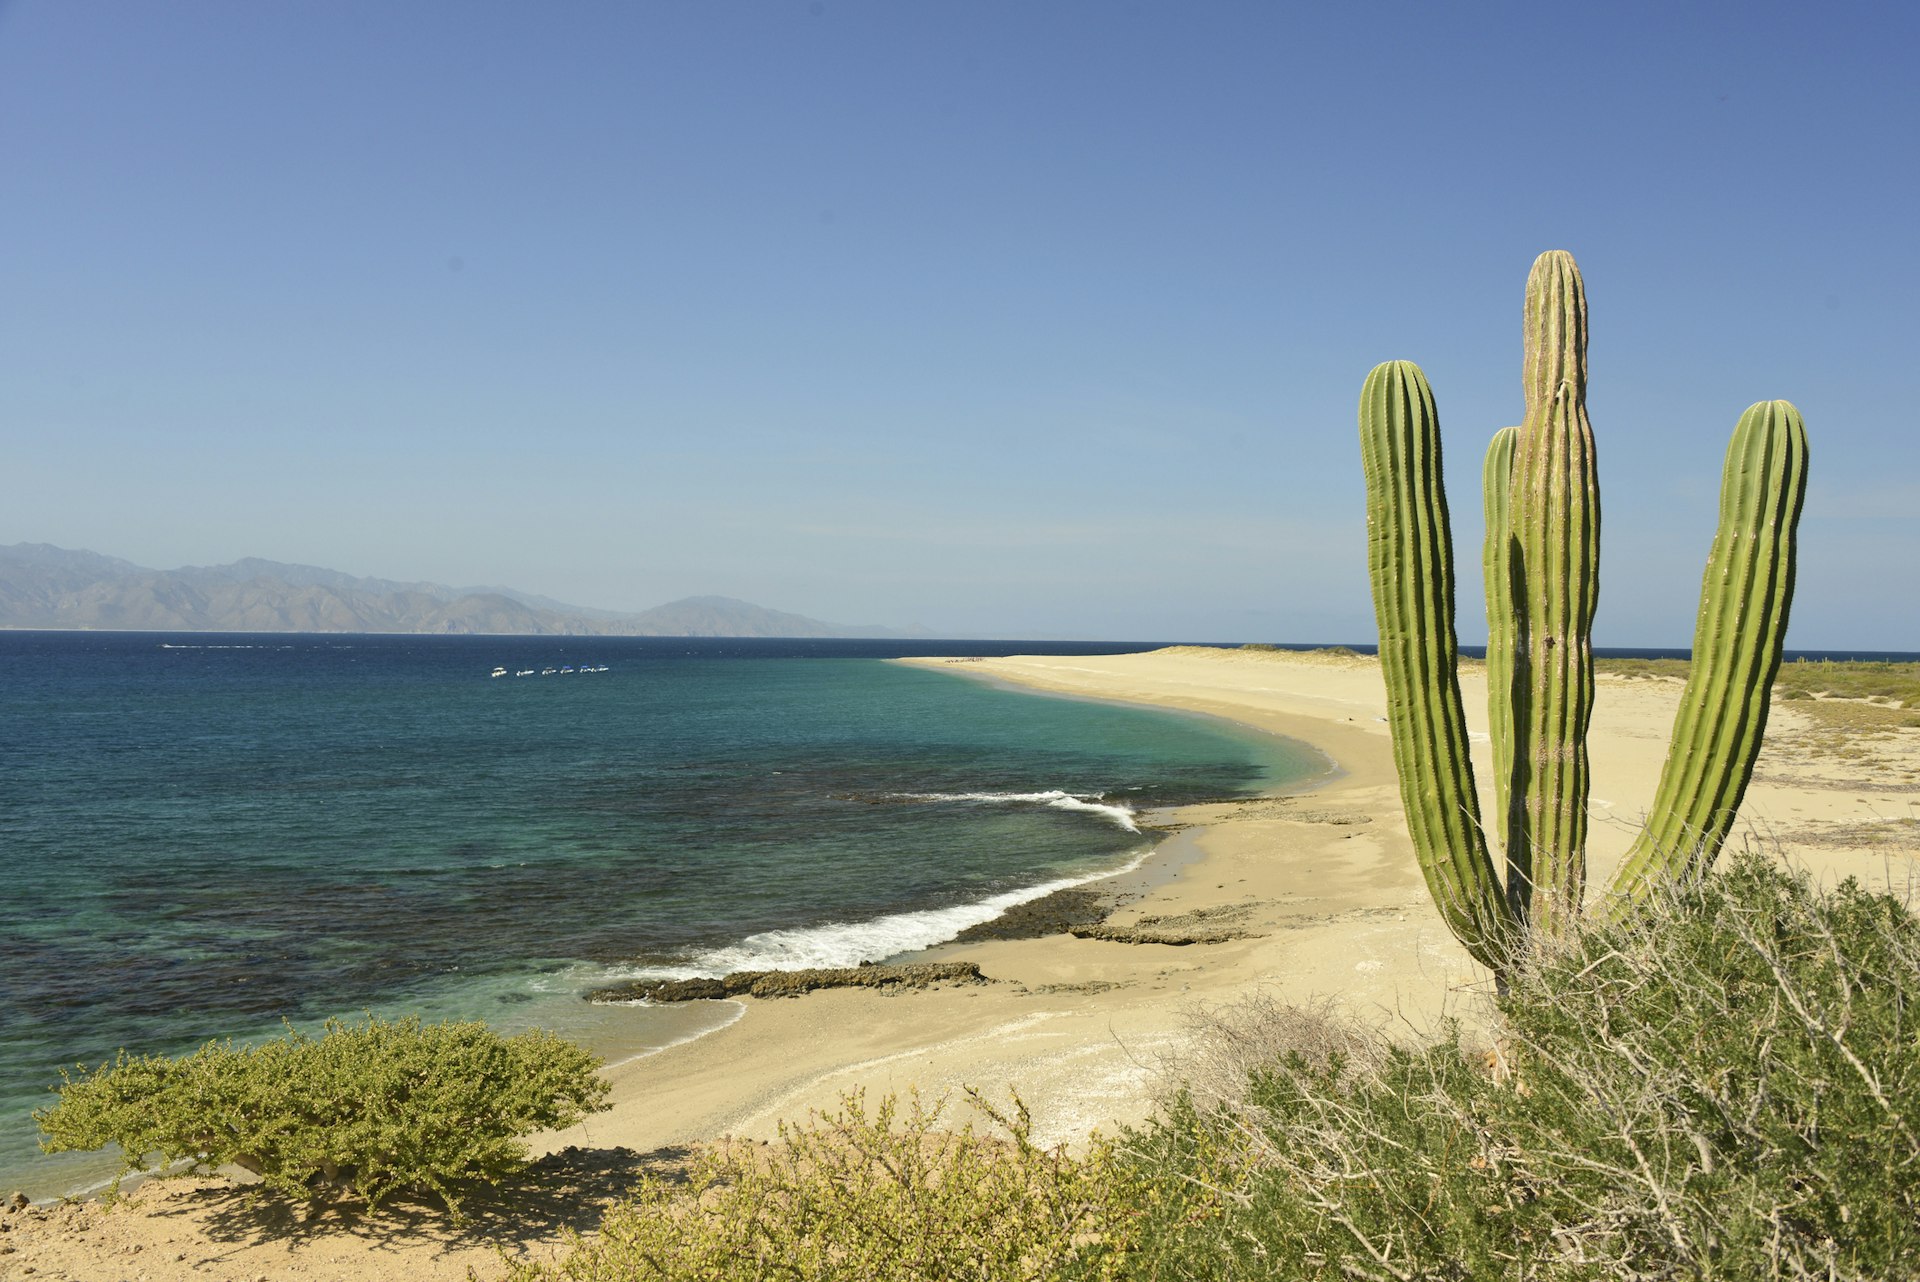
[{"x1": 0, "y1": 633, "x2": 1320, "y2": 1197}]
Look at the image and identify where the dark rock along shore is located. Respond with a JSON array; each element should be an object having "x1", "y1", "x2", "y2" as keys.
[
  {"x1": 589, "y1": 961, "x2": 988, "y2": 1004},
  {"x1": 589, "y1": 877, "x2": 1272, "y2": 1006}
]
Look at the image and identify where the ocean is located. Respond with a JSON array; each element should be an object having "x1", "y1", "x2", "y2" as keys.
[{"x1": 0, "y1": 632, "x2": 1320, "y2": 1198}]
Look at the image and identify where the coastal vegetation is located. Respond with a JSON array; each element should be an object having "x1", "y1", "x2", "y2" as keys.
[
  {"x1": 35, "y1": 1015, "x2": 609, "y2": 1220},
  {"x1": 505, "y1": 857, "x2": 1920, "y2": 1280},
  {"x1": 1598, "y1": 655, "x2": 1920, "y2": 706},
  {"x1": 1358, "y1": 250, "x2": 1809, "y2": 974},
  {"x1": 1112, "y1": 856, "x2": 1920, "y2": 1280},
  {"x1": 503, "y1": 1089, "x2": 1143, "y2": 1282},
  {"x1": 1242, "y1": 647, "x2": 1920, "y2": 713}
]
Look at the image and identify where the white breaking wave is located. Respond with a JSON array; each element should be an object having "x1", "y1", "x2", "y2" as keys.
[
  {"x1": 894, "y1": 789, "x2": 1140, "y2": 833},
  {"x1": 609, "y1": 847, "x2": 1155, "y2": 983}
]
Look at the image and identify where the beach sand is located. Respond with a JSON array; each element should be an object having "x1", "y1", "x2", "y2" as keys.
[{"x1": 9, "y1": 647, "x2": 1916, "y2": 1281}]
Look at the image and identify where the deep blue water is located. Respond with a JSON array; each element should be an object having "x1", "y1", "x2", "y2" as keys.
[{"x1": 0, "y1": 632, "x2": 1320, "y2": 1196}]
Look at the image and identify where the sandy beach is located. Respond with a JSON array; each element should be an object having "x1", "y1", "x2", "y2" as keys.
[{"x1": 9, "y1": 646, "x2": 1916, "y2": 1281}]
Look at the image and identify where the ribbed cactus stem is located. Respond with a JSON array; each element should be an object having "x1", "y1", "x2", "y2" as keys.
[
  {"x1": 1482, "y1": 426, "x2": 1520, "y2": 867},
  {"x1": 1359, "y1": 361, "x2": 1513, "y2": 971},
  {"x1": 1509, "y1": 250, "x2": 1599, "y2": 941},
  {"x1": 1357, "y1": 252, "x2": 1808, "y2": 977},
  {"x1": 1609, "y1": 401, "x2": 1809, "y2": 901}
]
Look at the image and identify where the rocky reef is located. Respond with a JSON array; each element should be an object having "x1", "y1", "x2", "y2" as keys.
[{"x1": 589, "y1": 960, "x2": 988, "y2": 1004}]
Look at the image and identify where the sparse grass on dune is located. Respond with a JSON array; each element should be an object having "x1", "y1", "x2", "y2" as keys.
[
  {"x1": 1584, "y1": 656, "x2": 1920, "y2": 765},
  {"x1": 1235, "y1": 651, "x2": 1920, "y2": 711},
  {"x1": 1596, "y1": 655, "x2": 1920, "y2": 710},
  {"x1": 1595, "y1": 656, "x2": 1692, "y2": 682},
  {"x1": 1774, "y1": 659, "x2": 1920, "y2": 707},
  {"x1": 1783, "y1": 697, "x2": 1920, "y2": 742},
  {"x1": 1237, "y1": 643, "x2": 1359, "y2": 655},
  {"x1": 1233, "y1": 643, "x2": 1367, "y2": 663}
]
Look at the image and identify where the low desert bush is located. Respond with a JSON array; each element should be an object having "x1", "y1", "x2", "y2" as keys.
[
  {"x1": 506, "y1": 1088, "x2": 1148, "y2": 1281},
  {"x1": 37, "y1": 1014, "x2": 609, "y2": 1218},
  {"x1": 1116, "y1": 854, "x2": 1920, "y2": 1280},
  {"x1": 1119, "y1": 1026, "x2": 1542, "y2": 1280}
]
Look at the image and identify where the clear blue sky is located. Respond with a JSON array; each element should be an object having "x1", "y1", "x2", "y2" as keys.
[{"x1": 2, "y1": 2, "x2": 1912, "y2": 646}]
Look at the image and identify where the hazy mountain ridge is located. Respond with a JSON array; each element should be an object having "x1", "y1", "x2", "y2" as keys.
[{"x1": 0, "y1": 544, "x2": 918, "y2": 638}]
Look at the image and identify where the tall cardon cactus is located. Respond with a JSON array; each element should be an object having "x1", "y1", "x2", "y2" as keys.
[{"x1": 1359, "y1": 251, "x2": 1809, "y2": 975}]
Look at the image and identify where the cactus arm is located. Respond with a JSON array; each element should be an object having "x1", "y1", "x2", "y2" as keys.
[
  {"x1": 1360, "y1": 360, "x2": 1514, "y2": 971},
  {"x1": 1608, "y1": 401, "x2": 1809, "y2": 902},
  {"x1": 1509, "y1": 250, "x2": 1600, "y2": 941},
  {"x1": 1482, "y1": 426, "x2": 1520, "y2": 865}
]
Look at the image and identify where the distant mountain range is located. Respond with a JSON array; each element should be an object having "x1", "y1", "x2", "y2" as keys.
[{"x1": 0, "y1": 543, "x2": 923, "y2": 638}]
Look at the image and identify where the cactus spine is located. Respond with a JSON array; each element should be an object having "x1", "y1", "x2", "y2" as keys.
[{"x1": 1358, "y1": 252, "x2": 1809, "y2": 973}]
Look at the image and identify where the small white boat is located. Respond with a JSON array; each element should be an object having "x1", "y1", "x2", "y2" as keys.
[{"x1": 490, "y1": 666, "x2": 507, "y2": 678}]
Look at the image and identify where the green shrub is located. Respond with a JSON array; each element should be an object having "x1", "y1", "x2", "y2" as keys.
[
  {"x1": 1503, "y1": 856, "x2": 1920, "y2": 1278},
  {"x1": 37, "y1": 1014, "x2": 609, "y2": 1218},
  {"x1": 507, "y1": 1088, "x2": 1147, "y2": 1281},
  {"x1": 1117, "y1": 856, "x2": 1920, "y2": 1280},
  {"x1": 1117, "y1": 1033, "x2": 1559, "y2": 1280}
]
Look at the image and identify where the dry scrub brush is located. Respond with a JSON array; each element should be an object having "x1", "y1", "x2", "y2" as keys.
[
  {"x1": 1159, "y1": 993, "x2": 1391, "y2": 1119},
  {"x1": 1116, "y1": 854, "x2": 1920, "y2": 1281},
  {"x1": 506, "y1": 1088, "x2": 1148, "y2": 1281}
]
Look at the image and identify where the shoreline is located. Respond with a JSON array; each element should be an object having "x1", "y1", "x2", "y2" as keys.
[
  {"x1": 528, "y1": 648, "x2": 1463, "y2": 1162},
  {"x1": 0, "y1": 650, "x2": 1497, "y2": 1281},
  {"x1": 14, "y1": 646, "x2": 1916, "y2": 1281},
  {"x1": 0, "y1": 656, "x2": 1309, "y2": 1206}
]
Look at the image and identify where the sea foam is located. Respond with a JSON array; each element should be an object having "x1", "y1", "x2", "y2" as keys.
[
  {"x1": 614, "y1": 846, "x2": 1155, "y2": 981},
  {"x1": 892, "y1": 789, "x2": 1141, "y2": 833}
]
